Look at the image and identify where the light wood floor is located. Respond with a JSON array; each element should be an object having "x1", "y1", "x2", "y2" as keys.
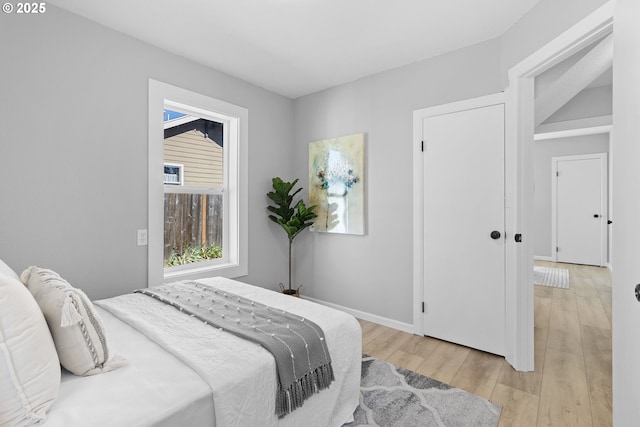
[{"x1": 359, "y1": 261, "x2": 611, "y2": 427}]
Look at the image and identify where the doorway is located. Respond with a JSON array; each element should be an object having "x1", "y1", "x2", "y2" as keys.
[{"x1": 505, "y1": 3, "x2": 613, "y2": 371}]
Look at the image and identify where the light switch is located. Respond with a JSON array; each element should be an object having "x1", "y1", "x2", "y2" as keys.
[{"x1": 137, "y1": 229, "x2": 148, "y2": 246}]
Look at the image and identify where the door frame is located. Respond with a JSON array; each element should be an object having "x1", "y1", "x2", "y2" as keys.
[
  {"x1": 551, "y1": 153, "x2": 608, "y2": 266},
  {"x1": 505, "y1": 1, "x2": 613, "y2": 370},
  {"x1": 413, "y1": 1, "x2": 614, "y2": 371},
  {"x1": 412, "y1": 92, "x2": 505, "y2": 333}
]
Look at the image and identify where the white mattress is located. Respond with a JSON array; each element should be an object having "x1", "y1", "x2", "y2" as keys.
[
  {"x1": 45, "y1": 278, "x2": 362, "y2": 427},
  {"x1": 44, "y1": 307, "x2": 214, "y2": 427}
]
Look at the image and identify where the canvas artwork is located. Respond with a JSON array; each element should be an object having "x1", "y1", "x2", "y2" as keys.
[{"x1": 309, "y1": 133, "x2": 365, "y2": 235}]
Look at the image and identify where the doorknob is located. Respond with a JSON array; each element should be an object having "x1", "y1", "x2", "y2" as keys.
[
  {"x1": 490, "y1": 230, "x2": 501, "y2": 240},
  {"x1": 594, "y1": 214, "x2": 600, "y2": 218}
]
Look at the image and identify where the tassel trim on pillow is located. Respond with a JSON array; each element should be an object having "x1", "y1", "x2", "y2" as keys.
[{"x1": 60, "y1": 295, "x2": 83, "y2": 327}]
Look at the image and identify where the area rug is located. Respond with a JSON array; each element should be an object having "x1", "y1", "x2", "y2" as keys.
[
  {"x1": 344, "y1": 355, "x2": 501, "y2": 427},
  {"x1": 533, "y1": 266, "x2": 569, "y2": 289}
]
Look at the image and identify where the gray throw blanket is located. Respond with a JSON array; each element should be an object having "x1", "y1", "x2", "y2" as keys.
[{"x1": 135, "y1": 281, "x2": 334, "y2": 417}]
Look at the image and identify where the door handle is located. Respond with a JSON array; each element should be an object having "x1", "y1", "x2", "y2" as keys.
[
  {"x1": 490, "y1": 230, "x2": 501, "y2": 240},
  {"x1": 594, "y1": 214, "x2": 601, "y2": 218}
]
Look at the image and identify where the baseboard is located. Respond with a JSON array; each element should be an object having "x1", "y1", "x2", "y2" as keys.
[
  {"x1": 534, "y1": 255, "x2": 554, "y2": 261},
  {"x1": 301, "y1": 295, "x2": 417, "y2": 335}
]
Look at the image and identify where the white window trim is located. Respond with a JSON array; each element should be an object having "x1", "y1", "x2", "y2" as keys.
[
  {"x1": 148, "y1": 79, "x2": 248, "y2": 287},
  {"x1": 163, "y1": 162, "x2": 184, "y2": 185}
]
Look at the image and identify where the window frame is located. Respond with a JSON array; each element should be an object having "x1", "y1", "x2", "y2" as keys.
[
  {"x1": 163, "y1": 162, "x2": 184, "y2": 185},
  {"x1": 148, "y1": 79, "x2": 248, "y2": 286}
]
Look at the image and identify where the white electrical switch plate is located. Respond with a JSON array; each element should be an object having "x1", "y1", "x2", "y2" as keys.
[{"x1": 137, "y1": 229, "x2": 148, "y2": 246}]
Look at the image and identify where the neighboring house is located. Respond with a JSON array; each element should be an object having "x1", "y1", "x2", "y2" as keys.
[{"x1": 163, "y1": 115, "x2": 224, "y2": 188}]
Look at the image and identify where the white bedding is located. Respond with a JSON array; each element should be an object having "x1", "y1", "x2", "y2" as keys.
[
  {"x1": 49, "y1": 277, "x2": 362, "y2": 427},
  {"x1": 44, "y1": 307, "x2": 215, "y2": 427}
]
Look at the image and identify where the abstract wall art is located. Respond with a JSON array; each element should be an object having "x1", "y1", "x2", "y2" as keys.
[{"x1": 309, "y1": 133, "x2": 365, "y2": 235}]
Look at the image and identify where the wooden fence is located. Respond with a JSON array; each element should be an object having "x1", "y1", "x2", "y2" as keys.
[{"x1": 164, "y1": 193, "x2": 223, "y2": 260}]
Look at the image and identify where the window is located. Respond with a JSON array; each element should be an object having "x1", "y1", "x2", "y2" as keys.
[
  {"x1": 163, "y1": 109, "x2": 223, "y2": 268},
  {"x1": 163, "y1": 163, "x2": 183, "y2": 185},
  {"x1": 148, "y1": 80, "x2": 248, "y2": 286}
]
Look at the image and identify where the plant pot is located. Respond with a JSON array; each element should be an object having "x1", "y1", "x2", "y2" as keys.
[{"x1": 279, "y1": 283, "x2": 301, "y2": 297}]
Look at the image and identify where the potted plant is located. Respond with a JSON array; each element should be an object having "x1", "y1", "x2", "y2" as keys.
[{"x1": 267, "y1": 177, "x2": 317, "y2": 296}]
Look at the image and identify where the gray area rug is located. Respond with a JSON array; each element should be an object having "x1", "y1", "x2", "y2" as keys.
[
  {"x1": 534, "y1": 266, "x2": 569, "y2": 289},
  {"x1": 344, "y1": 355, "x2": 501, "y2": 427}
]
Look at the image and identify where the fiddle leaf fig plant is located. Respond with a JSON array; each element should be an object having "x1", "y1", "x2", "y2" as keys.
[{"x1": 267, "y1": 177, "x2": 317, "y2": 294}]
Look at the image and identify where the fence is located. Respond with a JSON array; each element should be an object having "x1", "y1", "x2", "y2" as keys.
[{"x1": 164, "y1": 193, "x2": 223, "y2": 261}]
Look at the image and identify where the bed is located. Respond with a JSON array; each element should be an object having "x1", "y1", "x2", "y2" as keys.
[{"x1": 0, "y1": 260, "x2": 362, "y2": 427}]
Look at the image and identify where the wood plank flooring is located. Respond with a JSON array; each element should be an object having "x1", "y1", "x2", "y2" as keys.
[{"x1": 359, "y1": 261, "x2": 611, "y2": 426}]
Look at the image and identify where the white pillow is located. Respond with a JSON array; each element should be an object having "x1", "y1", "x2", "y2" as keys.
[
  {"x1": 21, "y1": 267, "x2": 126, "y2": 376},
  {"x1": 0, "y1": 274, "x2": 60, "y2": 426},
  {"x1": 0, "y1": 258, "x2": 19, "y2": 281}
]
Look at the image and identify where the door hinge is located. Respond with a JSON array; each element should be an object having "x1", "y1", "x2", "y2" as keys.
[
  {"x1": 422, "y1": 302, "x2": 425, "y2": 313},
  {"x1": 421, "y1": 140, "x2": 424, "y2": 152},
  {"x1": 556, "y1": 171, "x2": 559, "y2": 177},
  {"x1": 556, "y1": 246, "x2": 559, "y2": 252}
]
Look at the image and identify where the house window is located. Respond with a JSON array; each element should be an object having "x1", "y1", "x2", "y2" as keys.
[
  {"x1": 148, "y1": 80, "x2": 248, "y2": 286},
  {"x1": 163, "y1": 163, "x2": 183, "y2": 185}
]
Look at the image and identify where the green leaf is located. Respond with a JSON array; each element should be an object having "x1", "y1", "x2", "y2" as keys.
[{"x1": 266, "y1": 177, "x2": 317, "y2": 242}]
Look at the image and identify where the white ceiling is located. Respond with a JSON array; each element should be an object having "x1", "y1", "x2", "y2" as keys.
[{"x1": 48, "y1": 0, "x2": 541, "y2": 99}]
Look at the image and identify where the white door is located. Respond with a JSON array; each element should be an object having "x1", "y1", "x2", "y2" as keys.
[
  {"x1": 553, "y1": 154, "x2": 607, "y2": 266},
  {"x1": 422, "y1": 102, "x2": 505, "y2": 356}
]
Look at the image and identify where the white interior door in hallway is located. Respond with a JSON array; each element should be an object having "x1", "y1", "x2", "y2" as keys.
[
  {"x1": 552, "y1": 153, "x2": 607, "y2": 266},
  {"x1": 422, "y1": 98, "x2": 506, "y2": 356}
]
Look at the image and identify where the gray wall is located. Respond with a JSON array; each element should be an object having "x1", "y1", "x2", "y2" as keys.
[
  {"x1": 533, "y1": 134, "x2": 609, "y2": 258},
  {"x1": 543, "y1": 85, "x2": 612, "y2": 123},
  {"x1": 0, "y1": 6, "x2": 293, "y2": 299},
  {"x1": 292, "y1": 40, "x2": 503, "y2": 323}
]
